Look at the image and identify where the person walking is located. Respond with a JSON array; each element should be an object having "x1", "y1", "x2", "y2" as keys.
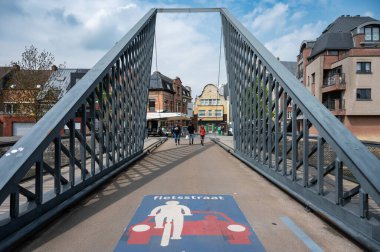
[
  {"x1": 199, "y1": 125, "x2": 206, "y2": 146},
  {"x1": 173, "y1": 124, "x2": 181, "y2": 145},
  {"x1": 187, "y1": 123, "x2": 195, "y2": 145},
  {"x1": 171, "y1": 126, "x2": 175, "y2": 138}
]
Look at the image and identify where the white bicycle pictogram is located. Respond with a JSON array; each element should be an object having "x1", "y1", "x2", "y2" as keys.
[{"x1": 148, "y1": 201, "x2": 192, "y2": 246}]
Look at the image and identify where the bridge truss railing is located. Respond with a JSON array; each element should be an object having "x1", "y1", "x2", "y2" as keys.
[
  {"x1": 0, "y1": 7, "x2": 379, "y2": 250},
  {"x1": 221, "y1": 8, "x2": 380, "y2": 250},
  {"x1": 0, "y1": 9, "x2": 156, "y2": 250}
]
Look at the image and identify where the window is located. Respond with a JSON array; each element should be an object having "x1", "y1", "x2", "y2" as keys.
[
  {"x1": 311, "y1": 73, "x2": 315, "y2": 84},
  {"x1": 287, "y1": 111, "x2": 292, "y2": 120},
  {"x1": 357, "y1": 88, "x2": 371, "y2": 100},
  {"x1": 365, "y1": 26, "x2": 380, "y2": 41},
  {"x1": 5, "y1": 104, "x2": 13, "y2": 114},
  {"x1": 327, "y1": 50, "x2": 338, "y2": 55},
  {"x1": 207, "y1": 110, "x2": 212, "y2": 116},
  {"x1": 298, "y1": 63, "x2": 303, "y2": 79},
  {"x1": 199, "y1": 110, "x2": 205, "y2": 117},
  {"x1": 356, "y1": 62, "x2": 371, "y2": 73},
  {"x1": 148, "y1": 99, "x2": 155, "y2": 112},
  {"x1": 201, "y1": 99, "x2": 209, "y2": 105},
  {"x1": 4, "y1": 103, "x2": 18, "y2": 114},
  {"x1": 215, "y1": 110, "x2": 222, "y2": 117}
]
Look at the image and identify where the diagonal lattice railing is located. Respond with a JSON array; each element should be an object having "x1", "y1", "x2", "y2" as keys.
[
  {"x1": 0, "y1": 9, "x2": 156, "y2": 250},
  {"x1": 220, "y1": 8, "x2": 380, "y2": 250},
  {"x1": 0, "y1": 7, "x2": 379, "y2": 251}
]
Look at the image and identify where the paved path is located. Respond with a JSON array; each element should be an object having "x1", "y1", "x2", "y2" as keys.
[{"x1": 19, "y1": 136, "x2": 362, "y2": 251}]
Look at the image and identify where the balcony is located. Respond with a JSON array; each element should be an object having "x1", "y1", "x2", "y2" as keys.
[
  {"x1": 322, "y1": 73, "x2": 346, "y2": 93},
  {"x1": 323, "y1": 99, "x2": 346, "y2": 116}
]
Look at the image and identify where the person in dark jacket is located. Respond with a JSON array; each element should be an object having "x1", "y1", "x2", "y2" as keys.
[
  {"x1": 173, "y1": 124, "x2": 181, "y2": 145},
  {"x1": 187, "y1": 123, "x2": 195, "y2": 145}
]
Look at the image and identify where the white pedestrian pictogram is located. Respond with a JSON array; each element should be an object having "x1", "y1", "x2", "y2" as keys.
[{"x1": 148, "y1": 201, "x2": 192, "y2": 246}]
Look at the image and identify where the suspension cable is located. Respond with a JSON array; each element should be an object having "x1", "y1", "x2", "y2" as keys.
[
  {"x1": 217, "y1": 23, "x2": 223, "y2": 89},
  {"x1": 153, "y1": 31, "x2": 161, "y2": 129},
  {"x1": 154, "y1": 32, "x2": 158, "y2": 72},
  {"x1": 215, "y1": 22, "x2": 223, "y2": 134}
]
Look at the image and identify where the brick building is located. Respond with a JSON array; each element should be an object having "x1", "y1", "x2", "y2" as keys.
[
  {"x1": 0, "y1": 65, "x2": 51, "y2": 136},
  {"x1": 147, "y1": 71, "x2": 192, "y2": 134},
  {"x1": 297, "y1": 15, "x2": 380, "y2": 141},
  {"x1": 0, "y1": 66, "x2": 88, "y2": 136}
]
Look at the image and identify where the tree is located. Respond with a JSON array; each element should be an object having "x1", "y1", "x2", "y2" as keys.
[
  {"x1": 13, "y1": 45, "x2": 55, "y2": 71},
  {"x1": 6, "y1": 45, "x2": 57, "y2": 119}
]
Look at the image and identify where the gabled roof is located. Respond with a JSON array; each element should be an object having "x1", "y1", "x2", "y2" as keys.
[
  {"x1": 0, "y1": 67, "x2": 13, "y2": 91},
  {"x1": 1, "y1": 69, "x2": 52, "y2": 90},
  {"x1": 198, "y1": 83, "x2": 223, "y2": 98},
  {"x1": 149, "y1": 71, "x2": 174, "y2": 93},
  {"x1": 182, "y1": 87, "x2": 191, "y2": 97},
  {"x1": 149, "y1": 72, "x2": 191, "y2": 98},
  {"x1": 0, "y1": 67, "x2": 12, "y2": 80},
  {"x1": 309, "y1": 15, "x2": 379, "y2": 58},
  {"x1": 37, "y1": 69, "x2": 89, "y2": 100},
  {"x1": 322, "y1": 16, "x2": 376, "y2": 34},
  {"x1": 280, "y1": 61, "x2": 297, "y2": 76}
]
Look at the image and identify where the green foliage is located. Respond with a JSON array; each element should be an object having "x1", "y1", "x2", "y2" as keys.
[{"x1": 246, "y1": 79, "x2": 274, "y2": 120}]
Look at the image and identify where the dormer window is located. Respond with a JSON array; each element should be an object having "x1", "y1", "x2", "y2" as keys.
[{"x1": 364, "y1": 26, "x2": 379, "y2": 41}]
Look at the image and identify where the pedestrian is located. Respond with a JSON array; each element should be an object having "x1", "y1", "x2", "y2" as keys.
[
  {"x1": 171, "y1": 126, "x2": 174, "y2": 138},
  {"x1": 173, "y1": 124, "x2": 181, "y2": 145},
  {"x1": 187, "y1": 123, "x2": 195, "y2": 145},
  {"x1": 200, "y1": 125, "x2": 206, "y2": 146}
]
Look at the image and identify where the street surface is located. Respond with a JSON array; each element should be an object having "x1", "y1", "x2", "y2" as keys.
[{"x1": 19, "y1": 136, "x2": 362, "y2": 251}]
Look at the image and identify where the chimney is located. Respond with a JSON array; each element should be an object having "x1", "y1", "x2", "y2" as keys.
[
  {"x1": 12, "y1": 63, "x2": 20, "y2": 71},
  {"x1": 51, "y1": 65, "x2": 58, "y2": 71}
]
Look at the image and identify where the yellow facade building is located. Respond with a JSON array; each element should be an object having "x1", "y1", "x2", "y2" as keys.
[{"x1": 194, "y1": 84, "x2": 230, "y2": 133}]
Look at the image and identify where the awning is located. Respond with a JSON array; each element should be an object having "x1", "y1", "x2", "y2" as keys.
[{"x1": 147, "y1": 112, "x2": 191, "y2": 121}]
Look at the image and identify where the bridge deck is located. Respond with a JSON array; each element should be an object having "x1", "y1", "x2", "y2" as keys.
[{"x1": 19, "y1": 137, "x2": 362, "y2": 251}]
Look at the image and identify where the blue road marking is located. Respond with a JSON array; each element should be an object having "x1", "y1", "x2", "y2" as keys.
[
  {"x1": 114, "y1": 194, "x2": 266, "y2": 251},
  {"x1": 281, "y1": 216, "x2": 324, "y2": 252}
]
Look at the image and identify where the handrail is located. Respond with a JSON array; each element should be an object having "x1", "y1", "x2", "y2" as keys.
[
  {"x1": 0, "y1": 9, "x2": 157, "y2": 203},
  {"x1": 220, "y1": 7, "x2": 380, "y2": 204},
  {"x1": 0, "y1": 8, "x2": 157, "y2": 250},
  {"x1": 1, "y1": 7, "x2": 379, "y2": 250}
]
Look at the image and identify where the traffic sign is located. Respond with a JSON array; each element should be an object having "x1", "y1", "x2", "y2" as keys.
[{"x1": 114, "y1": 194, "x2": 265, "y2": 251}]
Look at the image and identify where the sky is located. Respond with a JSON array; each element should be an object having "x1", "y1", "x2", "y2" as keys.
[{"x1": 1, "y1": 0, "x2": 379, "y2": 97}]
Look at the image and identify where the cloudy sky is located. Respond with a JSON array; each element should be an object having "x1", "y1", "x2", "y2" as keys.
[{"x1": 1, "y1": 0, "x2": 379, "y2": 97}]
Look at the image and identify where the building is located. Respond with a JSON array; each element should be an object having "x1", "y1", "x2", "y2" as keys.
[
  {"x1": 280, "y1": 61, "x2": 297, "y2": 76},
  {"x1": 146, "y1": 71, "x2": 192, "y2": 134},
  {"x1": 0, "y1": 66, "x2": 88, "y2": 136},
  {"x1": 37, "y1": 68, "x2": 89, "y2": 117},
  {"x1": 0, "y1": 65, "x2": 51, "y2": 136},
  {"x1": 193, "y1": 84, "x2": 229, "y2": 133},
  {"x1": 297, "y1": 15, "x2": 380, "y2": 141}
]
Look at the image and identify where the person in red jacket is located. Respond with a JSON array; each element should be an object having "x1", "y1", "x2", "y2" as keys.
[{"x1": 199, "y1": 125, "x2": 206, "y2": 146}]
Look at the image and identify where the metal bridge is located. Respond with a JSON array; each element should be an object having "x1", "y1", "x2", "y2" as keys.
[{"x1": 0, "y1": 8, "x2": 379, "y2": 251}]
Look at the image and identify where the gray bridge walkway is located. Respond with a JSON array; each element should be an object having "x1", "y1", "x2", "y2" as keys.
[{"x1": 18, "y1": 136, "x2": 361, "y2": 252}]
